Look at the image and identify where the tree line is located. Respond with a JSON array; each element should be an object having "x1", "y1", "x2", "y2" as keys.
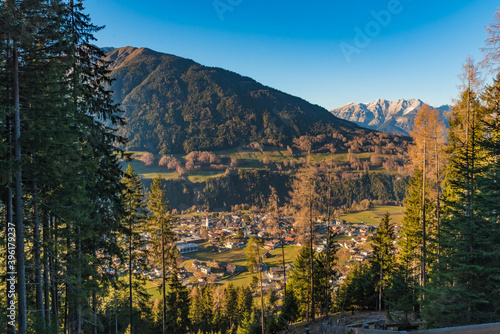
[
  {"x1": 0, "y1": 1, "x2": 180, "y2": 333},
  {"x1": 334, "y1": 10, "x2": 500, "y2": 328},
  {"x1": 0, "y1": 0, "x2": 129, "y2": 333}
]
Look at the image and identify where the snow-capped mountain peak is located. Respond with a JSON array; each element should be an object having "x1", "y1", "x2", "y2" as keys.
[{"x1": 330, "y1": 99, "x2": 450, "y2": 136}]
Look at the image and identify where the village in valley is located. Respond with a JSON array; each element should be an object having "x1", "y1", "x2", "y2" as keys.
[{"x1": 129, "y1": 209, "x2": 401, "y2": 296}]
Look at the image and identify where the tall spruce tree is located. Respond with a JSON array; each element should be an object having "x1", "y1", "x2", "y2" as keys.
[
  {"x1": 223, "y1": 283, "x2": 238, "y2": 331},
  {"x1": 478, "y1": 72, "x2": 500, "y2": 224},
  {"x1": 423, "y1": 58, "x2": 498, "y2": 328},
  {"x1": 165, "y1": 269, "x2": 190, "y2": 334},
  {"x1": 121, "y1": 164, "x2": 148, "y2": 334},
  {"x1": 147, "y1": 175, "x2": 176, "y2": 334},
  {"x1": 335, "y1": 263, "x2": 376, "y2": 312},
  {"x1": 397, "y1": 169, "x2": 436, "y2": 309},
  {"x1": 188, "y1": 287, "x2": 203, "y2": 333},
  {"x1": 370, "y1": 212, "x2": 396, "y2": 311},
  {"x1": 287, "y1": 244, "x2": 325, "y2": 320}
]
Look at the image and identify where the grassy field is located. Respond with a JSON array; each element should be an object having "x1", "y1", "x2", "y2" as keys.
[
  {"x1": 121, "y1": 149, "x2": 401, "y2": 181},
  {"x1": 183, "y1": 247, "x2": 248, "y2": 267},
  {"x1": 223, "y1": 271, "x2": 255, "y2": 287},
  {"x1": 180, "y1": 244, "x2": 304, "y2": 287},
  {"x1": 144, "y1": 279, "x2": 162, "y2": 300},
  {"x1": 339, "y1": 205, "x2": 404, "y2": 225},
  {"x1": 265, "y1": 245, "x2": 302, "y2": 268},
  {"x1": 119, "y1": 152, "x2": 178, "y2": 180},
  {"x1": 187, "y1": 171, "x2": 226, "y2": 183}
]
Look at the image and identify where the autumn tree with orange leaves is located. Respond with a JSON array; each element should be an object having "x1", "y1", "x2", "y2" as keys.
[{"x1": 401, "y1": 105, "x2": 447, "y2": 290}]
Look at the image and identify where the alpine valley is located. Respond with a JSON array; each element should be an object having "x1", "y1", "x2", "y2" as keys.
[{"x1": 103, "y1": 47, "x2": 411, "y2": 211}]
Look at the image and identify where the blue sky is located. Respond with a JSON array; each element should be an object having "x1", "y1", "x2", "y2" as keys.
[{"x1": 85, "y1": 0, "x2": 499, "y2": 109}]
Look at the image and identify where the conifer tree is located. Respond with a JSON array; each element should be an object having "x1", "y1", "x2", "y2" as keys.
[
  {"x1": 223, "y1": 283, "x2": 238, "y2": 331},
  {"x1": 478, "y1": 72, "x2": 500, "y2": 225},
  {"x1": 279, "y1": 289, "x2": 298, "y2": 325},
  {"x1": 188, "y1": 287, "x2": 203, "y2": 332},
  {"x1": 121, "y1": 164, "x2": 148, "y2": 333},
  {"x1": 237, "y1": 309, "x2": 259, "y2": 334},
  {"x1": 1, "y1": 1, "x2": 126, "y2": 332},
  {"x1": 398, "y1": 170, "x2": 436, "y2": 296},
  {"x1": 385, "y1": 263, "x2": 420, "y2": 323},
  {"x1": 165, "y1": 269, "x2": 190, "y2": 334},
  {"x1": 423, "y1": 58, "x2": 498, "y2": 327},
  {"x1": 287, "y1": 244, "x2": 325, "y2": 320},
  {"x1": 148, "y1": 175, "x2": 176, "y2": 334},
  {"x1": 236, "y1": 286, "x2": 253, "y2": 324},
  {"x1": 370, "y1": 212, "x2": 396, "y2": 311},
  {"x1": 201, "y1": 285, "x2": 214, "y2": 333},
  {"x1": 335, "y1": 263, "x2": 376, "y2": 312}
]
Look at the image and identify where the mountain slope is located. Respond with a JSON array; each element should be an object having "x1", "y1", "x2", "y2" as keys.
[
  {"x1": 106, "y1": 47, "x2": 374, "y2": 154},
  {"x1": 330, "y1": 98, "x2": 450, "y2": 136}
]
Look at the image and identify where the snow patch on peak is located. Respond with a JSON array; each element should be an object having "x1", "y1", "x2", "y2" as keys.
[{"x1": 330, "y1": 99, "x2": 449, "y2": 136}]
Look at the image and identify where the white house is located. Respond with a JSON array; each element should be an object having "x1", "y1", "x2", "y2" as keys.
[
  {"x1": 177, "y1": 243, "x2": 199, "y2": 254},
  {"x1": 201, "y1": 266, "x2": 211, "y2": 275}
]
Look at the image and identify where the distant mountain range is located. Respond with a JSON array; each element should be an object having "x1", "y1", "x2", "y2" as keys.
[
  {"x1": 330, "y1": 99, "x2": 451, "y2": 136},
  {"x1": 105, "y1": 47, "x2": 378, "y2": 154}
]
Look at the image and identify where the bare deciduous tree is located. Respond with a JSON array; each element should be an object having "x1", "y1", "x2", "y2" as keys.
[{"x1": 140, "y1": 152, "x2": 155, "y2": 166}]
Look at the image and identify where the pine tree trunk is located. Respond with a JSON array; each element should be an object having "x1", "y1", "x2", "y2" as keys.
[
  {"x1": 50, "y1": 216, "x2": 59, "y2": 330},
  {"x1": 32, "y1": 182, "x2": 46, "y2": 327},
  {"x1": 43, "y1": 213, "x2": 51, "y2": 327},
  {"x1": 13, "y1": 39, "x2": 27, "y2": 334},
  {"x1": 325, "y1": 199, "x2": 331, "y2": 318},
  {"x1": 257, "y1": 243, "x2": 265, "y2": 334},
  {"x1": 93, "y1": 291, "x2": 97, "y2": 334},
  {"x1": 379, "y1": 269, "x2": 383, "y2": 311},
  {"x1": 64, "y1": 262, "x2": 70, "y2": 333},
  {"x1": 309, "y1": 186, "x2": 315, "y2": 321},
  {"x1": 280, "y1": 236, "x2": 286, "y2": 305},
  {"x1": 77, "y1": 224, "x2": 82, "y2": 334},
  {"x1": 435, "y1": 137, "x2": 441, "y2": 260}
]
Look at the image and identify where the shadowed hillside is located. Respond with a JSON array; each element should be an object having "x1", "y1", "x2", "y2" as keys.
[{"x1": 106, "y1": 47, "x2": 389, "y2": 154}]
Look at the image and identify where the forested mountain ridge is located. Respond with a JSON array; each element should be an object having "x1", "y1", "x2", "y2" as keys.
[{"x1": 105, "y1": 47, "x2": 382, "y2": 154}]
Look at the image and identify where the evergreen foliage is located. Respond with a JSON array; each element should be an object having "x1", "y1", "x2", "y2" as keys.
[
  {"x1": 287, "y1": 244, "x2": 329, "y2": 320},
  {"x1": 422, "y1": 60, "x2": 500, "y2": 328},
  {"x1": 165, "y1": 272, "x2": 190, "y2": 334},
  {"x1": 0, "y1": 1, "x2": 127, "y2": 332},
  {"x1": 370, "y1": 212, "x2": 396, "y2": 311},
  {"x1": 335, "y1": 263, "x2": 377, "y2": 311},
  {"x1": 105, "y1": 47, "x2": 380, "y2": 154},
  {"x1": 147, "y1": 175, "x2": 177, "y2": 333}
]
